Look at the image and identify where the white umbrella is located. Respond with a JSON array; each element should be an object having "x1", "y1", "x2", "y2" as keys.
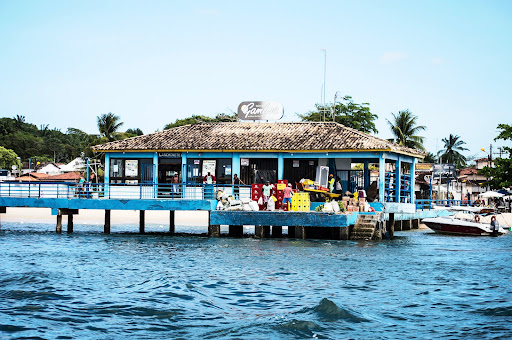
[{"x1": 479, "y1": 191, "x2": 504, "y2": 198}]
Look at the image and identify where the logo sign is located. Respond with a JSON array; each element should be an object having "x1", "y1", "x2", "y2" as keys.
[
  {"x1": 237, "y1": 101, "x2": 284, "y2": 120},
  {"x1": 433, "y1": 164, "x2": 456, "y2": 178},
  {"x1": 158, "y1": 152, "x2": 182, "y2": 158}
]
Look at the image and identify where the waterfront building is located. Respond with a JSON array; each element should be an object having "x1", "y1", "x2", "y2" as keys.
[{"x1": 92, "y1": 122, "x2": 424, "y2": 203}]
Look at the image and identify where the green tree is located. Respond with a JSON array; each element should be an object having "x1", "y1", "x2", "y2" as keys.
[
  {"x1": 298, "y1": 95, "x2": 378, "y2": 134},
  {"x1": 97, "y1": 113, "x2": 124, "y2": 141},
  {"x1": 480, "y1": 124, "x2": 512, "y2": 189},
  {"x1": 386, "y1": 109, "x2": 426, "y2": 150},
  {"x1": 438, "y1": 134, "x2": 468, "y2": 167},
  {"x1": 422, "y1": 152, "x2": 436, "y2": 163},
  {"x1": 126, "y1": 128, "x2": 144, "y2": 136},
  {"x1": 164, "y1": 112, "x2": 237, "y2": 130},
  {"x1": 0, "y1": 146, "x2": 21, "y2": 170}
]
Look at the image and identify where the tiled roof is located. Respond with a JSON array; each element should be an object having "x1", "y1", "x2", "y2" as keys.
[
  {"x1": 92, "y1": 122, "x2": 424, "y2": 157},
  {"x1": 459, "y1": 168, "x2": 478, "y2": 176},
  {"x1": 49, "y1": 172, "x2": 82, "y2": 181}
]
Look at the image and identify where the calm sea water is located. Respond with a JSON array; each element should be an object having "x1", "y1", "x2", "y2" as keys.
[{"x1": 1, "y1": 222, "x2": 512, "y2": 339}]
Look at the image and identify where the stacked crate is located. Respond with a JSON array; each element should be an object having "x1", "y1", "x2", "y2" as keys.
[
  {"x1": 291, "y1": 192, "x2": 311, "y2": 211},
  {"x1": 275, "y1": 180, "x2": 288, "y2": 211},
  {"x1": 251, "y1": 183, "x2": 265, "y2": 211}
]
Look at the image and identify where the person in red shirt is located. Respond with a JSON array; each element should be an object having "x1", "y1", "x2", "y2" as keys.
[{"x1": 283, "y1": 183, "x2": 293, "y2": 210}]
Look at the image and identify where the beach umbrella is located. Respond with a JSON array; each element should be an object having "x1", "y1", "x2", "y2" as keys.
[
  {"x1": 497, "y1": 189, "x2": 512, "y2": 195},
  {"x1": 479, "y1": 191, "x2": 504, "y2": 198}
]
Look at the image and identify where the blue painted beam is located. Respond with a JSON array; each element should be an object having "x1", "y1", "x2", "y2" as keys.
[
  {"x1": 0, "y1": 197, "x2": 217, "y2": 212},
  {"x1": 210, "y1": 211, "x2": 358, "y2": 227}
]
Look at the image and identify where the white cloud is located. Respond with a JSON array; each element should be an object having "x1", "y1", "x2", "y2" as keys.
[{"x1": 379, "y1": 52, "x2": 407, "y2": 64}]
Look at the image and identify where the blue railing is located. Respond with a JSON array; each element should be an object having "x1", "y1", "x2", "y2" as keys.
[
  {"x1": 415, "y1": 199, "x2": 473, "y2": 210},
  {"x1": 0, "y1": 182, "x2": 252, "y2": 200}
]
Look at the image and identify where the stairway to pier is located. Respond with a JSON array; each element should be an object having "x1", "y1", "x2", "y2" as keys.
[{"x1": 350, "y1": 213, "x2": 383, "y2": 240}]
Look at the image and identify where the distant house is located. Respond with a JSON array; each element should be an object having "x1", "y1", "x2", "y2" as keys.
[
  {"x1": 15, "y1": 171, "x2": 82, "y2": 183},
  {"x1": 59, "y1": 157, "x2": 86, "y2": 173},
  {"x1": 47, "y1": 172, "x2": 82, "y2": 182},
  {"x1": 37, "y1": 163, "x2": 64, "y2": 176},
  {"x1": 15, "y1": 173, "x2": 53, "y2": 182}
]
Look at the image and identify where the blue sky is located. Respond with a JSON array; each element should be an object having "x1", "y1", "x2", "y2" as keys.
[{"x1": 1, "y1": 0, "x2": 510, "y2": 160}]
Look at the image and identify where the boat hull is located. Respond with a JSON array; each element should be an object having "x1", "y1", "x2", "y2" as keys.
[{"x1": 422, "y1": 217, "x2": 507, "y2": 236}]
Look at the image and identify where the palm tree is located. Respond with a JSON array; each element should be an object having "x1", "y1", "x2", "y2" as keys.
[
  {"x1": 438, "y1": 134, "x2": 468, "y2": 167},
  {"x1": 97, "y1": 113, "x2": 123, "y2": 141},
  {"x1": 386, "y1": 109, "x2": 426, "y2": 150}
]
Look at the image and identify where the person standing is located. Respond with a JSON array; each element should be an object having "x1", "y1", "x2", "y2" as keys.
[
  {"x1": 283, "y1": 183, "x2": 293, "y2": 210},
  {"x1": 203, "y1": 172, "x2": 216, "y2": 184},
  {"x1": 203, "y1": 172, "x2": 216, "y2": 199},
  {"x1": 262, "y1": 181, "x2": 273, "y2": 204},
  {"x1": 232, "y1": 174, "x2": 245, "y2": 199},
  {"x1": 171, "y1": 173, "x2": 180, "y2": 198},
  {"x1": 328, "y1": 174, "x2": 335, "y2": 193},
  {"x1": 335, "y1": 176, "x2": 342, "y2": 194}
]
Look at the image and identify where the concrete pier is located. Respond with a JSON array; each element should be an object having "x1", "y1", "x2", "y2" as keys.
[
  {"x1": 229, "y1": 225, "x2": 243, "y2": 237},
  {"x1": 402, "y1": 220, "x2": 411, "y2": 231},
  {"x1": 271, "y1": 226, "x2": 282, "y2": 238},
  {"x1": 104, "y1": 210, "x2": 111, "y2": 234},
  {"x1": 139, "y1": 210, "x2": 145, "y2": 234},
  {"x1": 169, "y1": 211, "x2": 175, "y2": 234},
  {"x1": 67, "y1": 214, "x2": 73, "y2": 233},
  {"x1": 208, "y1": 225, "x2": 220, "y2": 237},
  {"x1": 255, "y1": 225, "x2": 270, "y2": 238},
  {"x1": 412, "y1": 218, "x2": 419, "y2": 229},
  {"x1": 387, "y1": 213, "x2": 395, "y2": 238},
  {"x1": 56, "y1": 214, "x2": 62, "y2": 234}
]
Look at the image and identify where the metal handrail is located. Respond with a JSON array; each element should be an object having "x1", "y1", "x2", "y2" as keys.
[{"x1": 0, "y1": 181, "x2": 252, "y2": 200}]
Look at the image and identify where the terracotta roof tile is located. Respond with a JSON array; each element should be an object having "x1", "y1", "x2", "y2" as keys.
[{"x1": 92, "y1": 122, "x2": 424, "y2": 157}]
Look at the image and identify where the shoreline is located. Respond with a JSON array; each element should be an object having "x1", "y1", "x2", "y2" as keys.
[{"x1": 1, "y1": 207, "x2": 210, "y2": 226}]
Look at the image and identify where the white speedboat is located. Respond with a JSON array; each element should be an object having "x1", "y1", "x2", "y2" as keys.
[{"x1": 422, "y1": 212, "x2": 508, "y2": 236}]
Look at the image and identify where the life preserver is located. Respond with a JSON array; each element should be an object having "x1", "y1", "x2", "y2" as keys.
[
  {"x1": 491, "y1": 216, "x2": 496, "y2": 222},
  {"x1": 475, "y1": 215, "x2": 480, "y2": 223}
]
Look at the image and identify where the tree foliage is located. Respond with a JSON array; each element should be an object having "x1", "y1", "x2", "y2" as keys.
[
  {"x1": 164, "y1": 112, "x2": 237, "y2": 130},
  {"x1": 438, "y1": 134, "x2": 468, "y2": 168},
  {"x1": 480, "y1": 124, "x2": 512, "y2": 189},
  {"x1": 0, "y1": 117, "x2": 104, "y2": 163},
  {"x1": 297, "y1": 96, "x2": 378, "y2": 134},
  {"x1": 97, "y1": 113, "x2": 124, "y2": 141},
  {"x1": 0, "y1": 146, "x2": 21, "y2": 170},
  {"x1": 126, "y1": 128, "x2": 144, "y2": 136},
  {"x1": 386, "y1": 109, "x2": 426, "y2": 150},
  {"x1": 422, "y1": 152, "x2": 436, "y2": 163}
]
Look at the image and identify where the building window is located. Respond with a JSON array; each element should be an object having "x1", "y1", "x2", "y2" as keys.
[{"x1": 109, "y1": 158, "x2": 153, "y2": 184}]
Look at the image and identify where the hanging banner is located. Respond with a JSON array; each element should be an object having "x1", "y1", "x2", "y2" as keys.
[{"x1": 238, "y1": 101, "x2": 284, "y2": 120}]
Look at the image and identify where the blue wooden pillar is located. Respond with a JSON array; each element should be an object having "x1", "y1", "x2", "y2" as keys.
[
  {"x1": 363, "y1": 161, "x2": 370, "y2": 191},
  {"x1": 395, "y1": 156, "x2": 401, "y2": 203},
  {"x1": 153, "y1": 152, "x2": 159, "y2": 198},
  {"x1": 104, "y1": 153, "x2": 110, "y2": 198},
  {"x1": 278, "y1": 153, "x2": 284, "y2": 180},
  {"x1": 232, "y1": 153, "x2": 241, "y2": 179},
  {"x1": 378, "y1": 154, "x2": 385, "y2": 202},
  {"x1": 181, "y1": 153, "x2": 188, "y2": 198},
  {"x1": 410, "y1": 158, "x2": 416, "y2": 204}
]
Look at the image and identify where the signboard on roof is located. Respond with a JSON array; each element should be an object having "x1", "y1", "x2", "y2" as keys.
[
  {"x1": 433, "y1": 164, "x2": 456, "y2": 178},
  {"x1": 237, "y1": 101, "x2": 284, "y2": 120}
]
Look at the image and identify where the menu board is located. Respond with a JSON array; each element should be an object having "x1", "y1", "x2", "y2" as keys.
[
  {"x1": 202, "y1": 160, "x2": 216, "y2": 177},
  {"x1": 125, "y1": 160, "x2": 138, "y2": 177}
]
